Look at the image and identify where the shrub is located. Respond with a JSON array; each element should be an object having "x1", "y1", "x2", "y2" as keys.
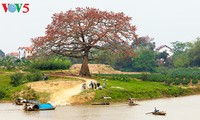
[
  {"x1": 182, "y1": 79, "x2": 191, "y2": 85},
  {"x1": 26, "y1": 71, "x2": 43, "y2": 82},
  {"x1": 31, "y1": 59, "x2": 71, "y2": 70},
  {"x1": 0, "y1": 89, "x2": 6, "y2": 99},
  {"x1": 164, "y1": 76, "x2": 173, "y2": 86},
  {"x1": 192, "y1": 79, "x2": 198, "y2": 85},
  {"x1": 10, "y1": 70, "x2": 44, "y2": 86},
  {"x1": 10, "y1": 73, "x2": 24, "y2": 87},
  {"x1": 173, "y1": 78, "x2": 182, "y2": 85},
  {"x1": 141, "y1": 73, "x2": 148, "y2": 81}
]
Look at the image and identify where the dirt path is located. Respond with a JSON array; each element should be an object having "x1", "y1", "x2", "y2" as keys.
[
  {"x1": 49, "y1": 77, "x2": 96, "y2": 106},
  {"x1": 28, "y1": 77, "x2": 96, "y2": 106}
]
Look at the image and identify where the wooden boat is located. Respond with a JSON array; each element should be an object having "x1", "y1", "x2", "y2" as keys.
[
  {"x1": 91, "y1": 102, "x2": 110, "y2": 105},
  {"x1": 152, "y1": 111, "x2": 166, "y2": 115},
  {"x1": 24, "y1": 100, "x2": 55, "y2": 111},
  {"x1": 24, "y1": 103, "x2": 39, "y2": 111},
  {"x1": 128, "y1": 102, "x2": 138, "y2": 106},
  {"x1": 15, "y1": 97, "x2": 26, "y2": 105},
  {"x1": 91, "y1": 96, "x2": 111, "y2": 105},
  {"x1": 128, "y1": 98, "x2": 138, "y2": 106}
]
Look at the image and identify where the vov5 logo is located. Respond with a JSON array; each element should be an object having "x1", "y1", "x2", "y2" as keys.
[{"x1": 1, "y1": 3, "x2": 29, "y2": 13}]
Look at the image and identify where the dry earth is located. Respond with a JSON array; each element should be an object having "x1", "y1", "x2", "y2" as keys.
[
  {"x1": 70, "y1": 64, "x2": 141, "y2": 74},
  {"x1": 27, "y1": 77, "x2": 96, "y2": 106}
]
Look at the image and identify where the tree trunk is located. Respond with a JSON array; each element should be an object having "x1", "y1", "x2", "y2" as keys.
[{"x1": 79, "y1": 49, "x2": 91, "y2": 77}]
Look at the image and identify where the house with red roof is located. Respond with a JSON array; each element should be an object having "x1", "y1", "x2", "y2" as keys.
[
  {"x1": 18, "y1": 47, "x2": 33, "y2": 59},
  {"x1": 8, "y1": 52, "x2": 19, "y2": 58}
]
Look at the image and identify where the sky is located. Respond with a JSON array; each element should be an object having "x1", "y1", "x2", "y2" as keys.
[{"x1": 0, "y1": 0, "x2": 200, "y2": 54}]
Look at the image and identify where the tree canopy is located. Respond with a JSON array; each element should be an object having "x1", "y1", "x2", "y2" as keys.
[
  {"x1": 0, "y1": 49, "x2": 5, "y2": 58},
  {"x1": 32, "y1": 7, "x2": 138, "y2": 76}
]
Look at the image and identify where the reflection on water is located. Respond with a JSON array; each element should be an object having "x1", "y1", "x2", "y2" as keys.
[{"x1": 0, "y1": 95, "x2": 200, "y2": 120}]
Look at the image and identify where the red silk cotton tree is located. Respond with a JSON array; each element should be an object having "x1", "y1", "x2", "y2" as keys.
[{"x1": 32, "y1": 7, "x2": 138, "y2": 77}]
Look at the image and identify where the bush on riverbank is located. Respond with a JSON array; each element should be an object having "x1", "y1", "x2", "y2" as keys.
[
  {"x1": 10, "y1": 71, "x2": 43, "y2": 87},
  {"x1": 0, "y1": 89, "x2": 6, "y2": 99}
]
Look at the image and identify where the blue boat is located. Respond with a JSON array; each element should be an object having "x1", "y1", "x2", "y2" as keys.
[
  {"x1": 24, "y1": 100, "x2": 55, "y2": 111},
  {"x1": 39, "y1": 103, "x2": 55, "y2": 110}
]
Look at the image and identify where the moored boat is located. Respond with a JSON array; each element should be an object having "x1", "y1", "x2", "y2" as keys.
[
  {"x1": 15, "y1": 97, "x2": 26, "y2": 105},
  {"x1": 128, "y1": 98, "x2": 138, "y2": 106},
  {"x1": 152, "y1": 111, "x2": 166, "y2": 115},
  {"x1": 39, "y1": 103, "x2": 56, "y2": 110},
  {"x1": 24, "y1": 100, "x2": 55, "y2": 111},
  {"x1": 91, "y1": 102, "x2": 110, "y2": 105}
]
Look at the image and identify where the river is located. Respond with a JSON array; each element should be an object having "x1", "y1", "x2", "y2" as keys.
[{"x1": 0, "y1": 95, "x2": 200, "y2": 120}]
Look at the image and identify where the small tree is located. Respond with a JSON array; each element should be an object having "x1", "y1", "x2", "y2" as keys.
[{"x1": 32, "y1": 7, "x2": 138, "y2": 77}]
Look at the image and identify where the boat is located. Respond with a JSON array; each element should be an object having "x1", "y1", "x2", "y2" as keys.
[
  {"x1": 128, "y1": 98, "x2": 138, "y2": 106},
  {"x1": 91, "y1": 102, "x2": 110, "y2": 105},
  {"x1": 91, "y1": 96, "x2": 111, "y2": 105},
  {"x1": 128, "y1": 102, "x2": 138, "y2": 106},
  {"x1": 39, "y1": 103, "x2": 56, "y2": 110},
  {"x1": 24, "y1": 100, "x2": 55, "y2": 111},
  {"x1": 152, "y1": 111, "x2": 166, "y2": 115},
  {"x1": 15, "y1": 97, "x2": 26, "y2": 105}
]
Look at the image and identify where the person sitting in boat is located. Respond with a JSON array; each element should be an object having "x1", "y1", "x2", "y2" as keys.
[
  {"x1": 154, "y1": 107, "x2": 159, "y2": 113},
  {"x1": 129, "y1": 98, "x2": 133, "y2": 104}
]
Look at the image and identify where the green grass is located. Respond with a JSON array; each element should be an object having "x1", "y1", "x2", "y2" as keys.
[
  {"x1": 0, "y1": 72, "x2": 28, "y2": 100},
  {"x1": 92, "y1": 76, "x2": 194, "y2": 102},
  {"x1": 0, "y1": 73, "x2": 12, "y2": 88}
]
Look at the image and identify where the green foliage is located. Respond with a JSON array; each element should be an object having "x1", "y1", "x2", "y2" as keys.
[
  {"x1": 113, "y1": 56, "x2": 133, "y2": 72},
  {"x1": 173, "y1": 78, "x2": 182, "y2": 85},
  {"x1": 192, "y1": 79, "x2": 198, "y2": 84},
  {"x1": 171, "y1": 41, "x2": 188, "y2": 54},
  {"x1": 173, "y1": 52, "x2": 190, "y2": 68},
  {"x1": 141, "y1": 73, "x2": 148, "y2": 81},
  {"x1": 31, "y1": 59, "x2": 71, "y2": 70},
  {"x1": 167, "y1": 68, "x2": 200, "y2": 80},
  {"x1": 164, "y1": 76, "x2": 173, "y2": 86},
  {"x1": 111, "y1": 75, "x2": 131, "y2": 82},
  {"x1": 10, "y1": 71, "x2": 43, "y2": 87},
  {"x1": 0, "y1": 49, "x2": 5, "y2": 58},
  {"x1": 2, "y1": 56, "x2": 16, "y2": 70},
  {"x1": 10, "y1": 73, "x2": 24, "y2": 87},
  {"x1": 182, "y1": 79, "x2": 191, "y2": 85},
  {"x1": 133, "y1": 48, "x2": 156, "y2": 72},
  {"x1": 0, "y1": 89, "x2": 6, "y2": 99},
  {"x1": 188, "y1": 38, "x2": 200, "y2": 66},
  {"x1": 93, "y1": 75, "x2": 193, "y2": 102},
  {"x1": 26, "y1": 71, "x2": 43, "y2": 82},
  {"x1": 90, "y1": 38, "x2": 157, "y2": 72},
  {"x1": 96, "y1": 68, "x2": 200, "y2": 86}
]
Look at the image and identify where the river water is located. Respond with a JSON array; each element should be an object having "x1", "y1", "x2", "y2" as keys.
[{"x1": 0, "y1": 95, "x2": 200, "y2": 120}]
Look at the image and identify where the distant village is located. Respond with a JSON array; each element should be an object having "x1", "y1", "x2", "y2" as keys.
[
  {"x1": 6, "y1": 46, "x2": 33, "y2": 59},
  {"x1": 5, "y1": 45, "x2": 173, "y2": 65}
]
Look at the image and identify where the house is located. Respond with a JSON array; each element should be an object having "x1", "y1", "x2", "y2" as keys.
[
  {"x1": 156, "y1": 45, "x2": 173, "y2": 57},
  {"x1": 18, "y1": 47, "x2": 33, "y2": 59},
  {"x1": 8, "y1": 52, "x2": 19, "y2": 58}
]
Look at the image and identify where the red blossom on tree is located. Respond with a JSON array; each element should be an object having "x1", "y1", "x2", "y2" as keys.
[{"x1": 32, "y1": 7, "x2": 138, "y2": 77}]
